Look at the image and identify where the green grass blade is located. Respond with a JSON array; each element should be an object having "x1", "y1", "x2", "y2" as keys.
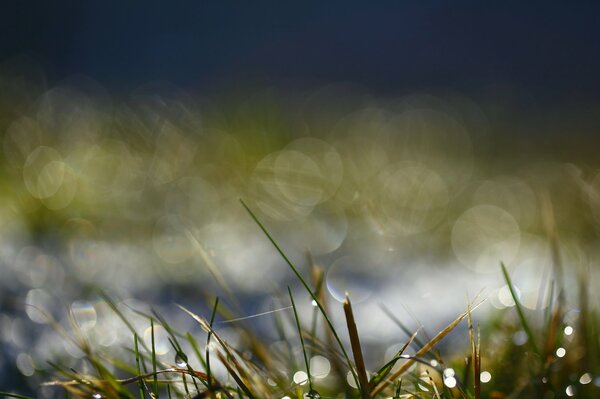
[
  {"x1": 134, "y1": 333, "x2": 147, "y2": 399},
  {"x1": 206, "y1": 296, "x2": 219, "y2": 389},
  {"x1": 151, "y1": 318, "x2": 159, "y2": 398},
  {"x1": 240, "y1": 199, "x2": 359, "y2": 387},
  {"x1": 501, "y1": 262, "x2": 540, "y2": 357},
  {"x1": 288, "y1": 286, "x2": 314, "y2": 392},
  {"x1": 369, "y1": 328, "x2": 419, "y2": 388}
]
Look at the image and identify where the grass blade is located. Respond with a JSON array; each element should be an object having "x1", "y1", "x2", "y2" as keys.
[
  {"x1": 207, "y1": 297, "x2": 219, "y2": 390},
  {"x1": 369, "y1": 328, "x2": 419, "y2": 389},
  {"x1": 240, "y1": 199, "x2": 360, "y2": 387},
  {"x1": 288, "y1": 286, "x2": 314, "y2": 393},
  {"x1": 500, "y1": 262, "x2": 540, "y2": 357},
  {"x1": 372, "y1": 299, "x2": 486, "y2": 396},
  {"x1": 151, "y1": 318, "x2": 159, "y2": 398},
  {"x1": 134, "y1": 334, "x2": 147, "y2": 399},
  {"x1": 343, "y1": 294, "x2": 370, "y2": 399}
]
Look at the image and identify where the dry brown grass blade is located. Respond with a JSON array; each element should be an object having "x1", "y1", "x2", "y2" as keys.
[
  {"x1": 371, "y1": 298, "x2": 486, "y2": 396},
  {"x1": 467, "y1": 301, "x2": 480, "y2": 399},
  {"x1": 343, "y1": 294, "x2": 370, "y2": 399}
]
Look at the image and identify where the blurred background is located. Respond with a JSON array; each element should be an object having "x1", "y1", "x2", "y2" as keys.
[{"x1": 1, "y1": 1, "x2": 600, "y2": 396}]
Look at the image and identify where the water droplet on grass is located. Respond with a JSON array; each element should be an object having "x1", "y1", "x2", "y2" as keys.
[
  {"x1": 480, "y1": 371, "x2": 492, "y2": 383},
  {"x1": 565, "y1": 385, "x2": 575, "y2": 397},
  {"x1": 564, "y1": 326, "x2": 574, "y2": 336},
  {"x1": 579, "y1": 373, "x2": 592, "y2": 385},
  {"x1": 444, "y1": 376, "x2": 457, "y2": 388},
  {"x1": 175, "y1": 352, "x2": 188, "y2": 368},
  {"x1": 293, "y1": 371, "x2": 308, "y2": 385}
]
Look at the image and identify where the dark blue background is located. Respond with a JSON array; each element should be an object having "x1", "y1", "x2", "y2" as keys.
[{"x1": 2, "y1": 1, "x2": 600, "y2": 102}]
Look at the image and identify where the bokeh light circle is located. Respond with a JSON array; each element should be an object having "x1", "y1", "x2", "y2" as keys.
[
  {"x1": 23, "y1": 146, "x2": 65, "y2": 199},
  {"x1": 451, "y1": 205, "x2": 521, "y2": 272},
  {"x1": 379, "y1": 164, "x2": 449, "y2": 235},
  {"x1": 326, "y1": 256, "x2": 377, "y2": 303}
]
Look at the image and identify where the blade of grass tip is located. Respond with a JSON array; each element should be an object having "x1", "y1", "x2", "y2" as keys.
[
  {"x1": 240, "y1": 199, "x2": 360, "y2": 387},
  {"x1": 308, "y1": 253, "x2": 324, "y2": 361},
  {"x1": 288, "y1": 286, "x2": 314, "y2": 393},
  {"x1": 369, "y1": 328, "x2": 420, "y2": 389},
  {"x1": 466, "y1": 299, "x2": 480, "y2": 399},
  {"x1": 372, "y1": 299, "x2": 486, "y2": 396},
  {"x1": 272, "y1": 296, "x2": 298, "y2": 371},
  {"x1": 343, "y1": 294, "x2": 370, "y2": 399},
  {"x1": 0, "y1": 392, "x2": 35, "y2": 399},
  {"x1": 465, "y1": 300, "x2": 474, "y2": 396},
  {"x1": 377, "y1": 302, "x2": 428, "y2": 354},
  {"x1": 206, "y1": 296, "x2": 219, "y2": 390},
  {"x1": 151, "y1": 318, "x2": 159, "y2": 398},
  {"x1": 135, "y1": 334, "x2": 147, "y2": 399},
  {"x1": 500, "y1": 262, "x2": 540, "y2": 357}
]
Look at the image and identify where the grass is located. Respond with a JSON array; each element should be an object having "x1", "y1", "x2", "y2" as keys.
[{"x1": 2, "y1": 202, "x2": 599, "y2": 399}]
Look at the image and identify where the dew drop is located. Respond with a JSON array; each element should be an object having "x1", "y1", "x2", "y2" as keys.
[
  {"x1": 346, "y1": 371, "x2": 358, "y2": 389},
  {"x1": 443, "y1": 368, "x2": 455, "y2": 378},
  {"x1": 175, "y1": 352, "x2": 188, "y2": 368},
  {"x1": 565, "y1": 385, "x2": 575, "y2": 397},
  {"x1": 293, "y1": 371, "x2": 308, "y2": 385},
  {"x1": 480, "y1": 371, "x2": 492, "y2": 383},
  {"x1": 579, "y1": 373, "x2": 592, "y2": 385},
  {"x1": 92, "y1": 393, "x2": 102, "y2": 399},
  {"x1": 305, "y1": 390, "x2": 321, "y2": 399},
  {"x1": 564, "y1": 326, "x2": 574, "y2": 336},
  {"x1": 444, "y1": 376, "x2": 457, "y2": 388},
  {"x1": 556, "y1": 347, "x2": 566, "y2": 358}
]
